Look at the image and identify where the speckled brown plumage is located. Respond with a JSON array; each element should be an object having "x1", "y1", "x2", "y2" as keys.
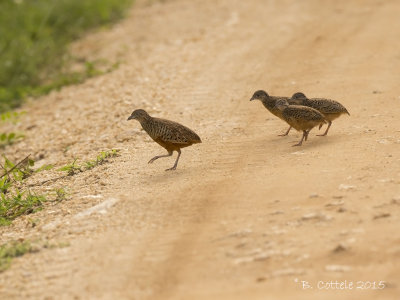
[
  {"x1": 290, "y1": 92, "x2": 350, "y2": 136},
  {"x1": 275, "y1": 99, "x2": 327, "y2": 146},
  {"x1": 127, "y1": 109, "x2": 201, "y2": 171},
  {"x1": 250, "y1": 90, "x2": 298, "y2": 136}
]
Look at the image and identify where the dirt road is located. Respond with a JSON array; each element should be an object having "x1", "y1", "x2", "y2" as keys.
[{"x1": 1, "y1": 0, "x2": 400, "y2": 299}]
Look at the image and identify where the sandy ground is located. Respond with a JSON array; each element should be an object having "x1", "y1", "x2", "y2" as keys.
[{"x1": 1, "y1": 0, "x2": 400, "y2": 299}]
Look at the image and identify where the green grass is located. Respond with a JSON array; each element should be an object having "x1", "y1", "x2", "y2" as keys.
[
  {"x1": 0, "y1": 240, "x2": 38, "y2": 272},
  {"x1": 0, "y1": 111, "x2": 25, "y2": 148},
  {"x1": 0, "y1": 155, "x2": 51, "y2": 226},
  {"x1": 0, "y1": 191, "x2": 46, "y2": 226},
  {"x1": 58, "y1": 149, "x2": 120, "y2": 176},
  {"x1": 0, "y1": 0, "x2": 134, "y2": 113},
  {"x1": 0, "y1": 149, "x2": 119, "y2": 226}
]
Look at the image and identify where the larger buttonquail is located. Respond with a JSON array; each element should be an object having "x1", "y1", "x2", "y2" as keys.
[{"x1": 128, "y1": 109, "x2": 201, "y2": 171}]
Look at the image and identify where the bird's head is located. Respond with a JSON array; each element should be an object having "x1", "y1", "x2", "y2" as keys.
[
  {"x1": 127, "y1": 109, "x2": 150, "y2": 122},
  {"x1": 290, "y1": 92, "x2": 307, "y2": 105},
  {"x1": 275, "y1": 99, "x2": 289, "y2": 111},
  {"x1": 250, "y1": 90, "x2": 269, "y2": 101}
]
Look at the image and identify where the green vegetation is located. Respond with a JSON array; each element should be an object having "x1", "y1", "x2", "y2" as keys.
[
  {"x1": 0, "y1": 155, "x2": 51, "y2": 226},
  {"x1": 57, "y1": 158, "x2": 82, "y2": 176},
  {"x1": 53, "y1": 187, "x2": 68, "y2": 202},
  {"x1": 85, "y1": 149, "x2": 120, "y2": 170},
  {"x1": 0, "y1": 239, "x2": 69, "y2": 272},
  {"x1": 0, "y1": 111, "x2": 25, "y2": 148},
  {"x1": 0, "y1": 0, "x2": 134, "y2": 112},
  {"x1": 0, "y1": 240, "x2": 38, "y2": 272},
  {"x1": 58, "y1": 149, "x2": 120, "y2": 176},
  {"x1": 0, "y1": 149, "x2": 119, "y2": 226},
  {"x1": 0, "y1": 192, "x2": 46, "y2": 226}
]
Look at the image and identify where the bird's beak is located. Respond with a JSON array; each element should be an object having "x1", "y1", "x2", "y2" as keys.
[
  {"x1": 127, "y1": 115, "x2": 134, "y2": 121},
  {"x1": 250, "y1": 97, "x2": 255, "y2": 101}
]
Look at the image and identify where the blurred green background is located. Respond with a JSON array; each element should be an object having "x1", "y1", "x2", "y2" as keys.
[{"x1": 0, "y1": 0, "x2": 134, "y2": 113}]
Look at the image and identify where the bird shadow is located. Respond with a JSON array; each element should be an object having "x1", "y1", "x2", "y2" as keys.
[
  {"x1": 278, "y1": 133, "x2": 347, "y2": 153},
  {"x1": 140, "y1": 163, "x2": 189, "y2": 184}
]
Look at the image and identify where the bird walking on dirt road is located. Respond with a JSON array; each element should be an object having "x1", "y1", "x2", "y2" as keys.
[
  {"x1": 127, "y1": 109, "x2": 201, "y2": 171},
  {"x1": 250, "y1": 90, "x2": 298, "y2": 136},
  {"x1": 290, "y1": 92, "x2": 350, "y2": 136},
  {"x1": 275, "y1": 99, "x2": 327, "y2": 146}
]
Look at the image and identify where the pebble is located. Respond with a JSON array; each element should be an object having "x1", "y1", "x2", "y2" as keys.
[
  {"x1": 325, "y1": 265, "x2": 352, "y2": 272},
  {"x1": 42, "y1": 219, "x2": 62, "y2": 232},
  {"x1": 373, "y1": 212, "x2": 391, "y2": 220},
  {"x1": 74, "y1": 198, "x2": 119, "y2": 218},
  {"x1": 271, "y1": 268, "x2": 305, "y2": 277},
  {"x1": 270, "y1": 210, "x2": 284, "y2": 215},
  {"x1": 338, "y1": 184, "x2": 356, "y2": 191},
  {"x1": 392, "y1": 197, "x2": 400, "y2": 204},
  {"x1": 325, "y1": 200, "x2": 344, "y2": 207},
  {"x1": 301, "y1": 212, "x2": 332, "y2": 221},
  {"x1": 332, "y1": 243, "x2": 348, "y2": 253}
]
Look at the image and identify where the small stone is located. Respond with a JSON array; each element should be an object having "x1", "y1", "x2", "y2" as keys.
[
  {"x1": 378, "y1": 178, "x2": 393, "y2": 183},
  {"x1": 271, "y1": 268, "x2": 305, "y2": 277},
  {"x1": 373, "y1": 212, "x2": 391, "y2": 220},
  {"x1": 325, "y1": 200, "x2": 344, "y2": 207},
  {"x1": 325, "y1": 265, "x2": 351, "y2": 272},
  {"x1": 301, "y1": 212, "x2": 332, "y2": 221},
  {"x1": 291, "y1": 151, "x2": 305, "y2": 155},
  {"x1": 377, "y1": 139, "x2": 390, "y2": 144},
  {"x1": 339, "y1": 184, "x2": 356, "y2": 191},
  {"x1": 256, "y1": 277, "x2": 266, "y2": 282},
  {"x1": 309, "y1": 193, "x2": 319, "y2": 199},
  {"x1": 392, "y1": 197, "x2": 400, "y2": 205},
  {"x1": 270, "y1": 210, "x2": 284, "y2": 215},
  {"x1": 42, "y1": 220, "x2": 62, "y2": 231},
  {"x1": 333, "y1": 243, "x2": 348, "y2": 253},
  {"x1": 74, "y1": 198, "x2": 119, "y2": 218}
]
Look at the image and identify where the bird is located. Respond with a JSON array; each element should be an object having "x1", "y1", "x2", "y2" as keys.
[
  {"x1": 275, "y1": 99, "x2": 327, "y2": 146},
  {"x1": 250, "y1": 90, "x2": 298, "y2": 136},
  {"x1": 290, "y1": 92, "x2": 350, "y2": 136},
  {"x1": 127, "y1": 109, "x2": 201, "y2": 171}
]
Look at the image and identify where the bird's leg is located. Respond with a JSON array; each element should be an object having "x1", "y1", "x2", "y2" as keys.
[
  {"x1": 148, "y1": 151, "x2": 172, "y2": 164},
  {"x1": 278, "y1": 126, "x2": 292, "y2": 136},
  {"x1": 304, "y1": 129, "x2": 310, "y2": 141},
  {"x1": 165, "y1": 150, "x2": 181, "y2": 171},
  {"x1": 317, "y1": 121, "x2": 332, "y2": 136},
  {"x1": 293, "y1": 131, "x2": 306, "y2": 147}
]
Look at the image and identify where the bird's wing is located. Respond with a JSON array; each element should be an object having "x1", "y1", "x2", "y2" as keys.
[
  {"x1": 310, "y1": 99, "x2": 349, "y2": 114},
  {"x1": 155, "y1": 118, "x2": 201, "y2": 144}
]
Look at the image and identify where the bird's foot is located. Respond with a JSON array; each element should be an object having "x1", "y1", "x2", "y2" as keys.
[
  {"x1": 148, "y1": 158, "x2": 156, "y2": 164},
  {"x1": 316, "y1": 133, "x2": 328, "y2": 137},
  {"x1": 292, "y1": 142, "x2": 302, "y2": 147},
  {"x1": 278, "y1": 133, "x2": 289, "y2": 137},
  {"x1": 165, "y1": 166, "x2": 177, "y2": 171}
]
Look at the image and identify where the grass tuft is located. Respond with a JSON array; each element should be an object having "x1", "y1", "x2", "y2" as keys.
[
  {"x1": 0, "y1": 240, "x2": 38, "y2": 272},
  {"x1": 0, "y1": 155, "x2": 50, "y2": 226},
  {"x1": 0, "y1": 192, "x2": 46, "y2": 226},
  {"x1": 59, "y1": 149, "x2": 119, "y2": 176}
]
